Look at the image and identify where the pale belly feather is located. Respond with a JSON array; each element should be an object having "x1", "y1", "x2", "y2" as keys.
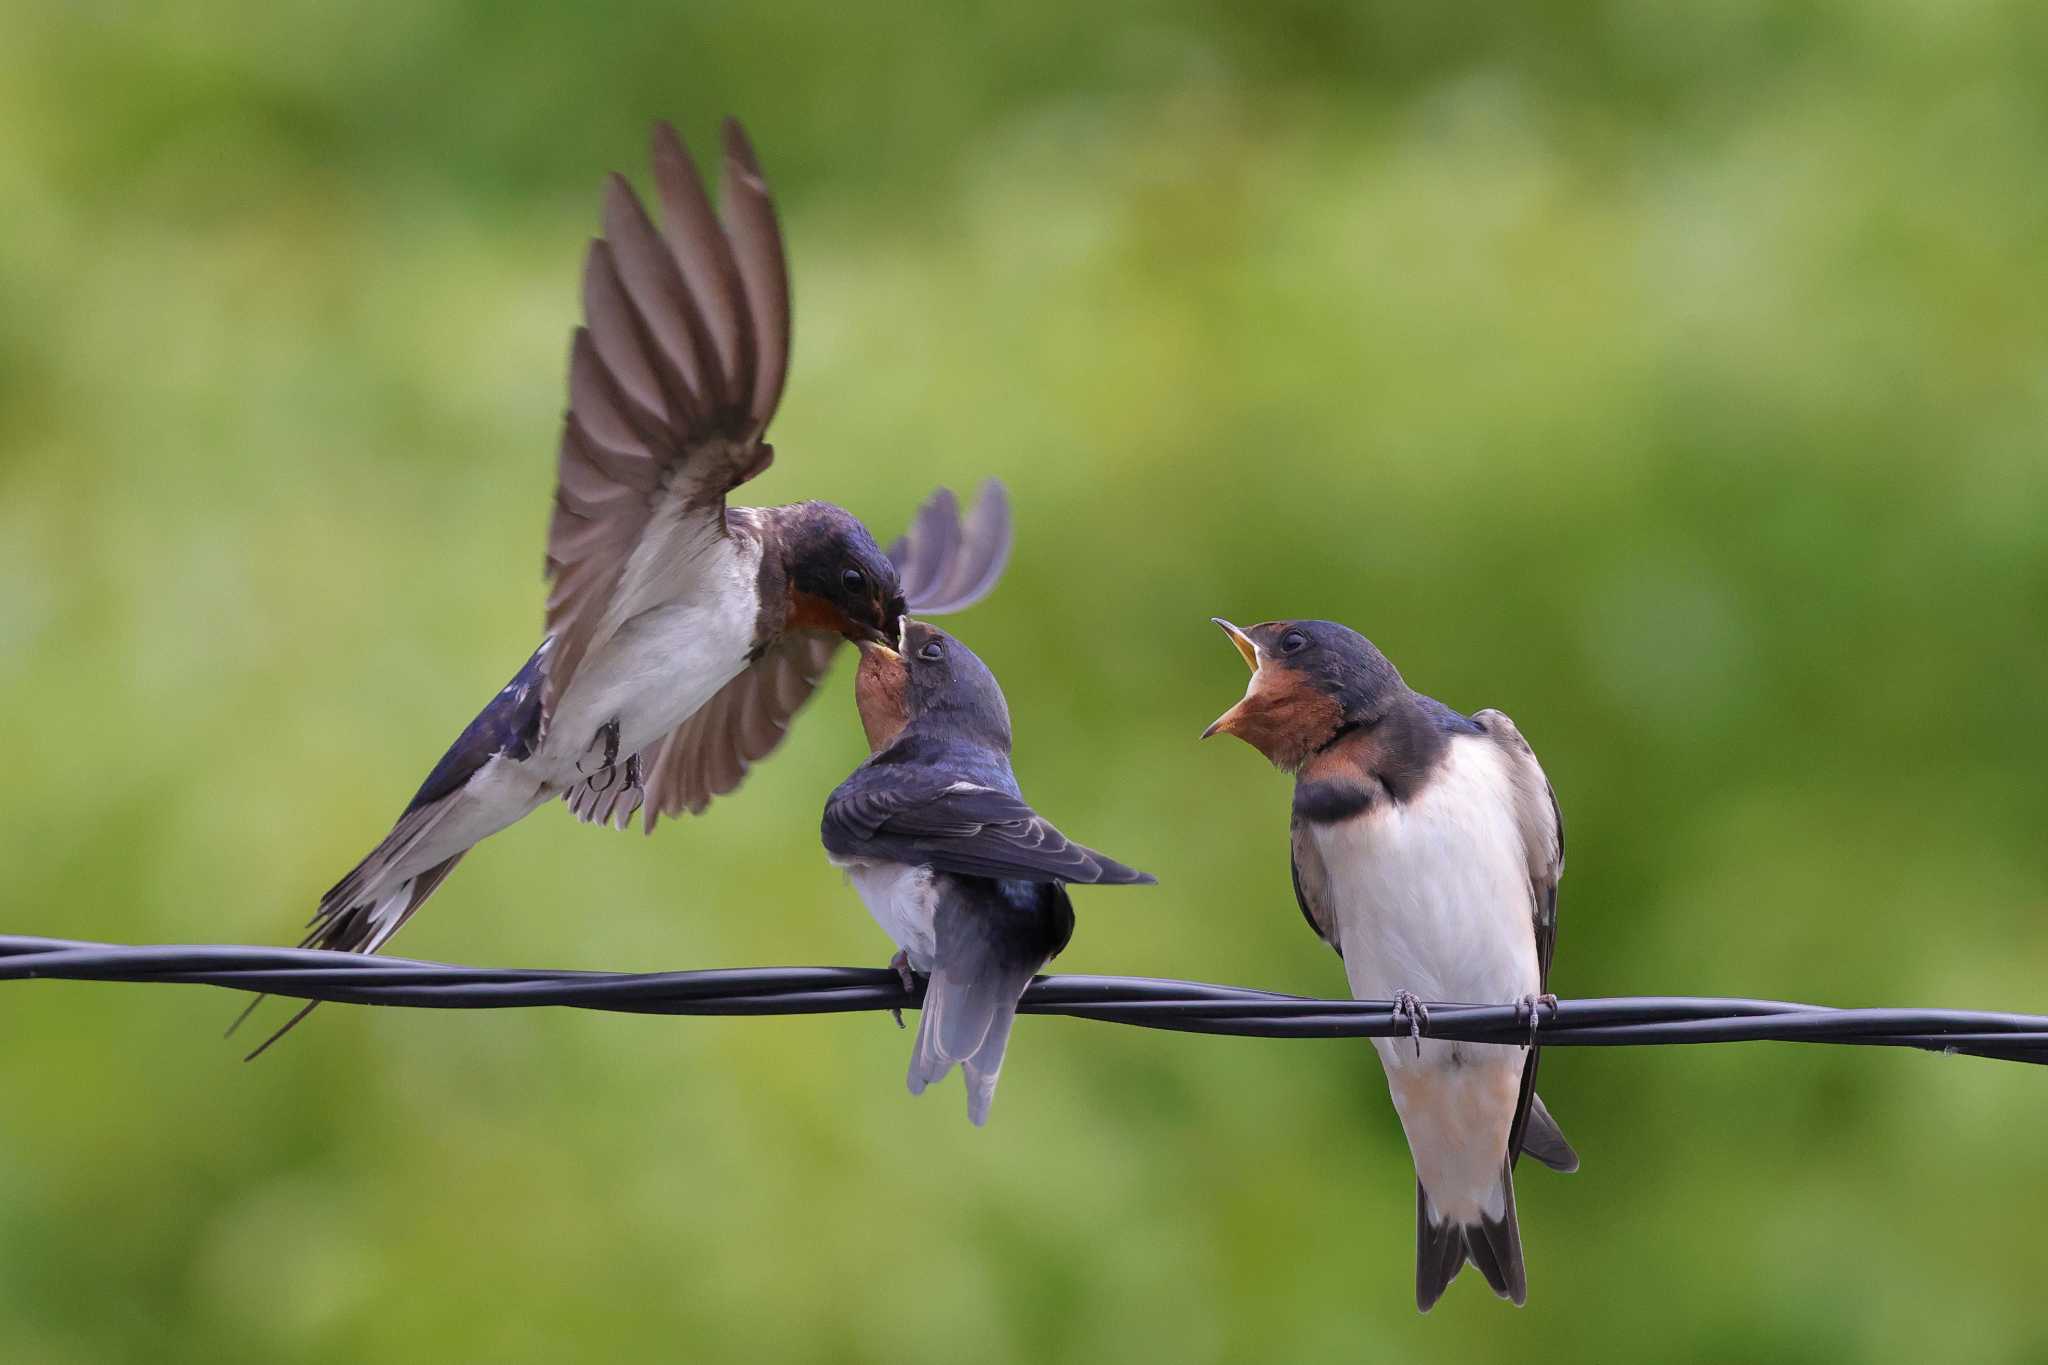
[
  {"x1": 1312, "y1": 738, "x2": 1539, "y2": 1034},
  {"x1": 384, "y1": 529, "x2": 763, "y2": 883},
  {"x1": 832, "y1": 856, "x2": 939, "y2": 968},
  {"x1": 532, "y1": 532, "x2": 763, "y2": 775},
  {"x1": 1310, "y1": 736, "x2": 1540, "y2": 1222}
]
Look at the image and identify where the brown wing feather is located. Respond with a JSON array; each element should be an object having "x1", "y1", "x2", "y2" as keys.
[
  {"x1": 563, "y1": 481, "x2": 1014, "y2": 832},
  {"x1": 542, "y1": 120, "x2": 792, "y2": 724},
  {"x1": 636, "y1": 630, "x2": 841, "y2": 831}
]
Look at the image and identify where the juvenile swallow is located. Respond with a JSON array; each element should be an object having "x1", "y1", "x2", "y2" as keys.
[
  {"x1": 822, "y1": 621, "x2": 1155, "y2": 1124},
  {"x1": 245, "y1": 122, "x2": 1013, "y2": 1049},
  {"x1": 1202, "y1": 618, "x2": 1577, "y2": 1310}
]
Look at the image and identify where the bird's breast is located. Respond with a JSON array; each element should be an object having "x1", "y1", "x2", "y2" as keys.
[
  {"x1": 535, "y1": 536, "x2": 763, "y2": 768},
  {"x1": 1309, "y1": 735, "x2": 1539, "y2": 1025}
]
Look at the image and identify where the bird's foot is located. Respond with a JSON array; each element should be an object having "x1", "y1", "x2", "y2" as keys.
[
  {"x1": 1390, "y1": 989, "x2": 1430, "y2": 1059},
  {"x1": 887, "y1": 949, "x2": 918, "y2": 1030},
  {"x1": 601, "y1": 756, "x2": 646, "y2": 826},
  {"x1": 576, "y1": 718, "x2": 626, "y2": 792},
  {"x1": 1514, "y1": 992, "x2": 1560, "y2": 1048}
]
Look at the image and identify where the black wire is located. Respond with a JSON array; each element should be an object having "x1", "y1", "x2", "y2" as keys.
[{"x1": 4, "y1": 936, "x2": 2044, "y2": 1064}]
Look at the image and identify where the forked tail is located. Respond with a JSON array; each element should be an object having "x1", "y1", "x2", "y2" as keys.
[
  {"x1": 907, "y1": 954, "x2": 1039, "y2": 1126},
  {"x1": 228, "y1": 835, "x2": 466, "y2": 1059},
  {"x1": 1415, "y1": 1162, "x2": 1525, "y2": 1311}
]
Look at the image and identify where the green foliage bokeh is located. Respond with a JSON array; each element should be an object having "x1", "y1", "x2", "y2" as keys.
[{"x1": 3, "y1": 3, "x2": 2046, "y2": 1360}]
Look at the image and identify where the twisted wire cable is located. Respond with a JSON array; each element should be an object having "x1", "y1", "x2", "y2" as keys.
[{"x1": 6, "y1": 936, "x2": 2044, "y2": 1065}]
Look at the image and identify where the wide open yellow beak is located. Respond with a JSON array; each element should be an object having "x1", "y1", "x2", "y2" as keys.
[{"x1": 1202, "y1": 618, "x2": 1261, "y2": 739}]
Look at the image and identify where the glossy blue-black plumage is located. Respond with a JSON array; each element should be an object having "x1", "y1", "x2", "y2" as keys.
[
  {"x1": 1418, "y1": 693, "x2": 1485, "y2": 736},
  {"x1": 823, "y1": 624, "x2": 1153, "y2": 887},
  {"x1": 404, "y1": 644, "x2": 548, "y2": 816}
]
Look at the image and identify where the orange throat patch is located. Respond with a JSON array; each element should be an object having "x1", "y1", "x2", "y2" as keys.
[
  {"x1": 854, "y1": 647, "x2": 911, "y2": 752},
  {"x1": 1212, "y1": 666, "x2": 1345, "y2": 773},
  {"x1": 785, "y1": 587, "x2": 855, "y2": 637}
]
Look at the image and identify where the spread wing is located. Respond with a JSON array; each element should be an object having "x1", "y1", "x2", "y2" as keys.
[
  {"x1": 1474, "y1": 707, "x2": 1564, "y2": 1166},
  {"x1": 568, "y1": 481, "x2": 1014, "y2": 831},
  {"x1": 823, "y1": 768, "x2": 1154, "y2": 885},
  {"x1": 1287, "y1": 819, "x2": 1341, "y2": 954},
  {"x1": 886, "y1": 480, "x2": 1012, "y2": 615},
  {"x1": 542, "y1": 119, "x2": 791, "y2": 725}
]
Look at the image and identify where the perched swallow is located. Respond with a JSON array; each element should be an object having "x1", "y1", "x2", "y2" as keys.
[
  {"x1": 243, "y1": 122, "x2": 1014, "y2": 1050},
  {"x1": 1202, "y1": 618, "x2": 1577, "y2": 1310},
  {"x1": 821, "y1": 622, "x2": 1154, "y2": 1124}
]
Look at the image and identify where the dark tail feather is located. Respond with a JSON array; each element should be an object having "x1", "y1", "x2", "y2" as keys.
[
  {"x1": 1521, "y1": 1093, "x2": 1579, "y2": 1173},
  {"x1": 240, "y1": 999, "x2": 322, "y2": 1062},
  {"x1": 1415, "y1": 1164, "x2": 1526, "y2": 1311},
  {"x1": 907, "y1": 956, "x2": 1036, "y2": 1126},
  {"x1": 906, "y1": 891, "x2": 1055, "y2": 1126},
  {"x1": 1415, "y1": 1186, "x2": 1468, "y2": 1311},
  {"x1": 234, "y1": 854, "x2": 465, "y2": 1060},
  {"x1": 1464, "y1": 1168, "x2": 1525, "y2": 1304},
  {"x1": 961, "y1": 999, "x2": 1024, "y2": 1126}
]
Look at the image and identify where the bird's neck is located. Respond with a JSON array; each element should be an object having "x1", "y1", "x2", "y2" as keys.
[
  {"x1": 1296, "y1": 697, "x2": 1446, "y2": 804},
  {"x1": 854, "y1": 647, "x2": 911, "y2": 752}
]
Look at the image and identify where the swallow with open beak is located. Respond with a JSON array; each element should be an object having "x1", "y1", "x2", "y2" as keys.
[
  {"x1": 242, "y1": 121, "x2": 1014, "y2": 1053},
  {"x1": 822, "y1": 621, "x2": 1155, "y2": 1124},
  {"x1": 1202, "y1": 618, "x2": 1578, "y2": 1310}
]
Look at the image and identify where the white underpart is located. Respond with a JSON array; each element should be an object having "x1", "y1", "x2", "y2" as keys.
[
  {"x1": 830, "y1": 855, "x2": 940, "y2": 969},
  {"x1": 538, "y1": 523, "x2": 765, "y2": 767},
  {"x1": 1309, "y1": 733, "x2": 1539, "y2": 1225},
  {"x1": 375, "y1": 524, "x2": 766, "y2": 888}
]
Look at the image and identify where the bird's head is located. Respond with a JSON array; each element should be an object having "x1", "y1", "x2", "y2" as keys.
[
  {"x1": 1200, "y1": 618, "x2": 1406, "y2": 773},
  {"x1": 781, "y1": 502, "x2": 908, "y2": 646},
  {"x1": 854, "y1": 620, "x2": 1011, "y2": 754}
]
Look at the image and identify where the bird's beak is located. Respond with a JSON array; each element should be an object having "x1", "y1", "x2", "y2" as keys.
[
  {"x1": 856, "y1": 600, "x2": 900, "y2": 647},
  {"x1": 859, "y1": 615, "x2": 913, "y2": 661},
  {"x1": 1212, "y1": 618, "x2": 1258, "y2": 670},
  {"x1": 1202, "y1": 618, "x2": 1261, "y2": 740}
]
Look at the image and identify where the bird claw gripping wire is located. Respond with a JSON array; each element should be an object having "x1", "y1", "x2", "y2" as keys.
[
  {"x1": 1390, "y1": 990, "x2": 1430, "y2": 1058},
  {"x1": 1516, "y1": 992, "x2": 1560, "y2": 1048},
  {"x1": 887, "y1": 949, "x2": 918, "y2": 1030}
]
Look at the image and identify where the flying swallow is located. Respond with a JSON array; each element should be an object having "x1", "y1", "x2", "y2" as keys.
[
  {"x1": 1202, "y1": 617, "x2": 1578, "y2": 1310},
  {"x1": 242, "y1": 121, "x2": 1014, "y2": 1051},
  {"x1": 821, "y1": 621, "x2": 1155, "y2": 1124}
]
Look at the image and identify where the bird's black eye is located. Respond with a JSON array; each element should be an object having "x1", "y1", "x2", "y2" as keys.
[
  {"x1": 918, "y1": 640, "x2": 943, "y2": 662},
  {"x1": 841, "y1": 567, "x2": 866, "y2": 594},
  {"x1": 1280, "y1": 630, "x2": 1308, "y2": 655}
]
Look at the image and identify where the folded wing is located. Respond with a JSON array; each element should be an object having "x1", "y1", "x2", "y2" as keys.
[
  {"x1": 823, "y1": 768, "x2": 1155, "y2": 886},
  {"x1": 1473, "y1": 708, "x2": 1566, "y2": 1169}
]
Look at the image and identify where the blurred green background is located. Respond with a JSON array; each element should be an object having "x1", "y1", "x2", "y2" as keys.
[{"x1": 4, "y1": 1, "x2": 2047, "y2": 1360}]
